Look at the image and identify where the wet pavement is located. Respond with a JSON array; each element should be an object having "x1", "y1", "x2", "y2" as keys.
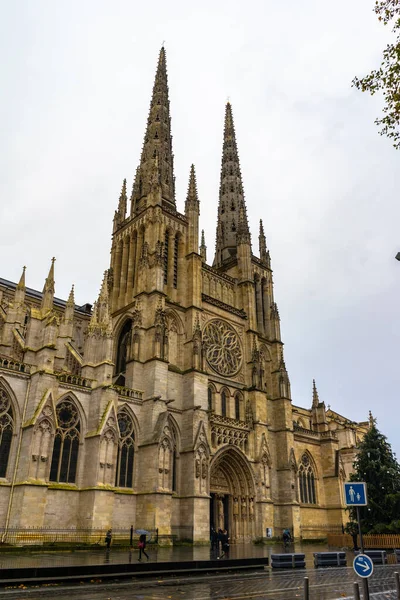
[
  {"x1": 0, "y1": 564, "x2": 399, "y2": 599},
  {"x1": 0, "y1": 544, "x2": 398, "y2": 599}
]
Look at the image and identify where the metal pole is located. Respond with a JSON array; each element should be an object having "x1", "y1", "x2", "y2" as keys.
[
  {"x1": 356, "y1": 506, "x2": 364, "y2": 553},
  {"x1": 362, "y1": 578, "x2": 370, "y2": 600},
  {"x1": 395, "y1": 571, "x2": 400, "y2": 600},
  {"x1": 356, "y1": 507, "x2": 369, "y2": 600},
  {"x1": 353, "y1": 582, "x2": 361, "y2": 600},
  {"x1": 304, "y1": 576, "x2": 309, "y2": 600}
]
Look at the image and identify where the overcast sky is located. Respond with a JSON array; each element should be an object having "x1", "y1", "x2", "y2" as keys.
[{"x1": 1, "y1": 1, "x2": 399, "y2": 457}]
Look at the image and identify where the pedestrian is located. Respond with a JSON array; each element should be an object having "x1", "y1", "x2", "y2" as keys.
[
  {"x1": 210, "y1": 527, "x2": 218, "y2": 552},
  {"x1": 217, "y1": 528, "x2": 223, "y2": 554},
  {"x1": 130, "y1": 524, "x2": 134, "y2": 547},
  {"x1": 138, "y1": 533, "x2": 150, "y2": 561},
  {"x1": 217, "y1": 529, "x2": 230, "y2": 559},
  {"x1": 105, "y1": 528, "x2": 112, "y2": 549}
]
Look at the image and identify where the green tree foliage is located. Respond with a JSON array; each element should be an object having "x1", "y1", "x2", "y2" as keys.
[
  {"x1": 353, "y1": 0, "x2": 400, "y2": 148},
  {"x1": 348, "y1": 421, "x2": 400, "y2": 533}
]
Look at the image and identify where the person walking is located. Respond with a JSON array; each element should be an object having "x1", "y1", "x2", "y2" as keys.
[
  {"x1": 105, "y1": 528, "x2": 112, "y2": 549},
  {"x1": 210, "y1": 527, "x2": 218, "y2": 552},
  {"x1": 217, "y1": 529, "x2": 230, "y2": 559},
  {"x1": 130, "y1": 524, "x2": 134, "y2": 548},
  {"x1": 138, "y1": 533, "x2": 150, "y2": 561}
]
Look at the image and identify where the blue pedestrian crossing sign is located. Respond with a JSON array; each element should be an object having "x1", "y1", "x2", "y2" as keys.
[
  {"x1": 353, "y1": 554, "x2": 374, "y2": 578},
  {"x1": 344, "y1": 482, "x2": 367, "y2": 506}
]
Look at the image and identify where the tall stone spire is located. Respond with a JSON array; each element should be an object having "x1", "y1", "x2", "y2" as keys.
[
  {"x1": 41, "y1": 258, "x2": 55, "y2": 313},
  {"x1": 213, "y1": 102, "x2": 250, "y2": 267},
  {"x1": 131, "y1": 47, "x2": 175, "y2": 212}
]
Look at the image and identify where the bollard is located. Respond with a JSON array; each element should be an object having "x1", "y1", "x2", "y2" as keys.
[
  {"x1": 304, "y1": 576, "x2": 309, "y2": 600},
  {"x1": 395, "y1": 571, "x2": 400, "y2": 600},
  {"x1": 353, "y1": 582, "x2": 361, "y2": 600}
]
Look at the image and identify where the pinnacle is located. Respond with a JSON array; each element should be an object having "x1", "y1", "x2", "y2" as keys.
[
  {"x1": 17, "y1": 266, "x2": 26, "y2": 290},
  {"x1": 200, "y1": 230, "x2": 206, "y2": 247},
  {"x1": 185, "y1": 164, "x2": 199, "y2": 211},
  {"x1": 41, "y1": 258, "x2": 56, "y2": 313},
  {"x1": 118, "y1": 179, "x2": 127, "y2": 212},
  {"x1": 312, "y1": 379, "x2": 320, "y2": 408},
  {"x1": 67, "y1": 284, "x2": 75, "y2": 306}
]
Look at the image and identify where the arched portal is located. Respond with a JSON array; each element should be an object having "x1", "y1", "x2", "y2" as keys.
[{"x1": 209, "y1": 447, "x2": 256, "y2": 543}]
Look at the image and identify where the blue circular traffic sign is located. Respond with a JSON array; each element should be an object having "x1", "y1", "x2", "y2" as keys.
[{"x1": 353, "y1": 554, "x2": 374, "y2": 578}]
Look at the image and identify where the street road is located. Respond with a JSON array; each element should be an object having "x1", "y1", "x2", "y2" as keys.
[{"x1": 0, "y1": 565, "x2": 399, "y2": 599}]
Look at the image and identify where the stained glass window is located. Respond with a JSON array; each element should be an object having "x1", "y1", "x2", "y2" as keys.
[
  {"x1": 49, "y1": 401, "x2": 80, "y2": 483},
  {"x1": 116, "y1": 409, "x2": 135, "y2": 488}
]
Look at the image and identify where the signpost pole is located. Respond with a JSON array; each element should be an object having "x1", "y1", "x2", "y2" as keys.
[
  {"x1": 356, "y1": 506, "x2": 369, "y2": 600},
  {"x1": 356, "y1": 506, "x2": 364, "y2": 553}
]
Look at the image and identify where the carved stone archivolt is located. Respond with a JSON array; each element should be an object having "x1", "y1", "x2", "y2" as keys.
[{"x1": 203, "y1": 319, "x2": 242, "y2": 377}]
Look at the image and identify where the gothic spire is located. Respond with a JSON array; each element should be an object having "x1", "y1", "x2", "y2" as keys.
[
  {"x1": 41, "y1": 258, "x2": 55, "y2": 313},
  {"x1": 312, "y1": 379, "x2": 320, "y2": 408},
  {"x1": 132, "y1": 46, "x2": 175, "y2": 211},
  {"x1": 185, "y1": 164, "x2": 199, "y2": 213},
  {"x1": 213, "y1": 102, "x2": 250, "y2": 266}
]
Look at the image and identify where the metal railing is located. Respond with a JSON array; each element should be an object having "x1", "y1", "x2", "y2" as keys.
[{"x1": 0, "y1": 527, "x2": 158, "y2": 547}]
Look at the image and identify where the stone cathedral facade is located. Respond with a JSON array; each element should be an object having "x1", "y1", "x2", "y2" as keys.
[{"x1": 0, "y1": 48, "x2": 368, "y2": 542}]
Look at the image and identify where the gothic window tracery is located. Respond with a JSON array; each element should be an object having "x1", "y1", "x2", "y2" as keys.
[
  {"x1": 49, "y1": 401, "x2": 80, "y2": 484},
  {"x1": 115, "y1": 409, "x2": 135, "y2": 488},
  {"x1": 0, "y1": 385, "x2": 14, "y2": 478},
  {"x1": 202, "y1": 320, "x2": 242, "y2": 377},
  {"x1": 299, "y1": 453, "x2": 316, "y2": 504}
]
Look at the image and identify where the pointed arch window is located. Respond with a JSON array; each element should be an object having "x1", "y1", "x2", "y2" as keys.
[
  {"x1": 164, "y1": 230, "x2": 169, "y2": 284},
  {"x1": 173, "y1": 235, "x2": 179, "y2": 289},
  {"x1": 299, "y1": 453, "x2": 316, "y2": 504},
  {"x1": 221, "y1": 390, "x2": 227, "y2": 417},
  {"x1": 116, "y1": 409, "x2": 135, "y2": 488},
  {"x1": 234, "y1": 393, "x2": 241, "y2": 421},
  {"x1": 0, "y1": 386, "x2": 14, "y2": 478},
  {"x1": 208, "y1": 387, "x2": 214, "y2": 411},
  {"x1": 115, "y1": 320, "x2": 132, "y2": 385},
  {"x1": 49, "y1": 401, "x2": 80, "y2": 484}
]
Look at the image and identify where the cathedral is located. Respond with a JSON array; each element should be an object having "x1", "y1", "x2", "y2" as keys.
[{"x1": 0, "y1": 47, "x2": 368, "y2": 542}]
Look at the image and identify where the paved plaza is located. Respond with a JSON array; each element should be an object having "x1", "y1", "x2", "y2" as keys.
[
  {"x1": 0, "y1": 564, "x2": 398, "y2": 599},
  {"x1": 0, "y1": 544, "x2": 398, "y2": 599}
]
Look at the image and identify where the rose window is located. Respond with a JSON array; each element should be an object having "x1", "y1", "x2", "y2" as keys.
[{"x1": 203, "y1": 319, "x2": 242, "y2": 377}]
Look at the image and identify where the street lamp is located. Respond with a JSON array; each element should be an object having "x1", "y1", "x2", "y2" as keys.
[{"x1": 396, "y1": 252, "x2": 400, "y2": 261}]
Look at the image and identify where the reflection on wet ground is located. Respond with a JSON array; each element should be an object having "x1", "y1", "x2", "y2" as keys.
[{"x1": 0, "y1": 542, "x2": 353, "y2": 568}]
